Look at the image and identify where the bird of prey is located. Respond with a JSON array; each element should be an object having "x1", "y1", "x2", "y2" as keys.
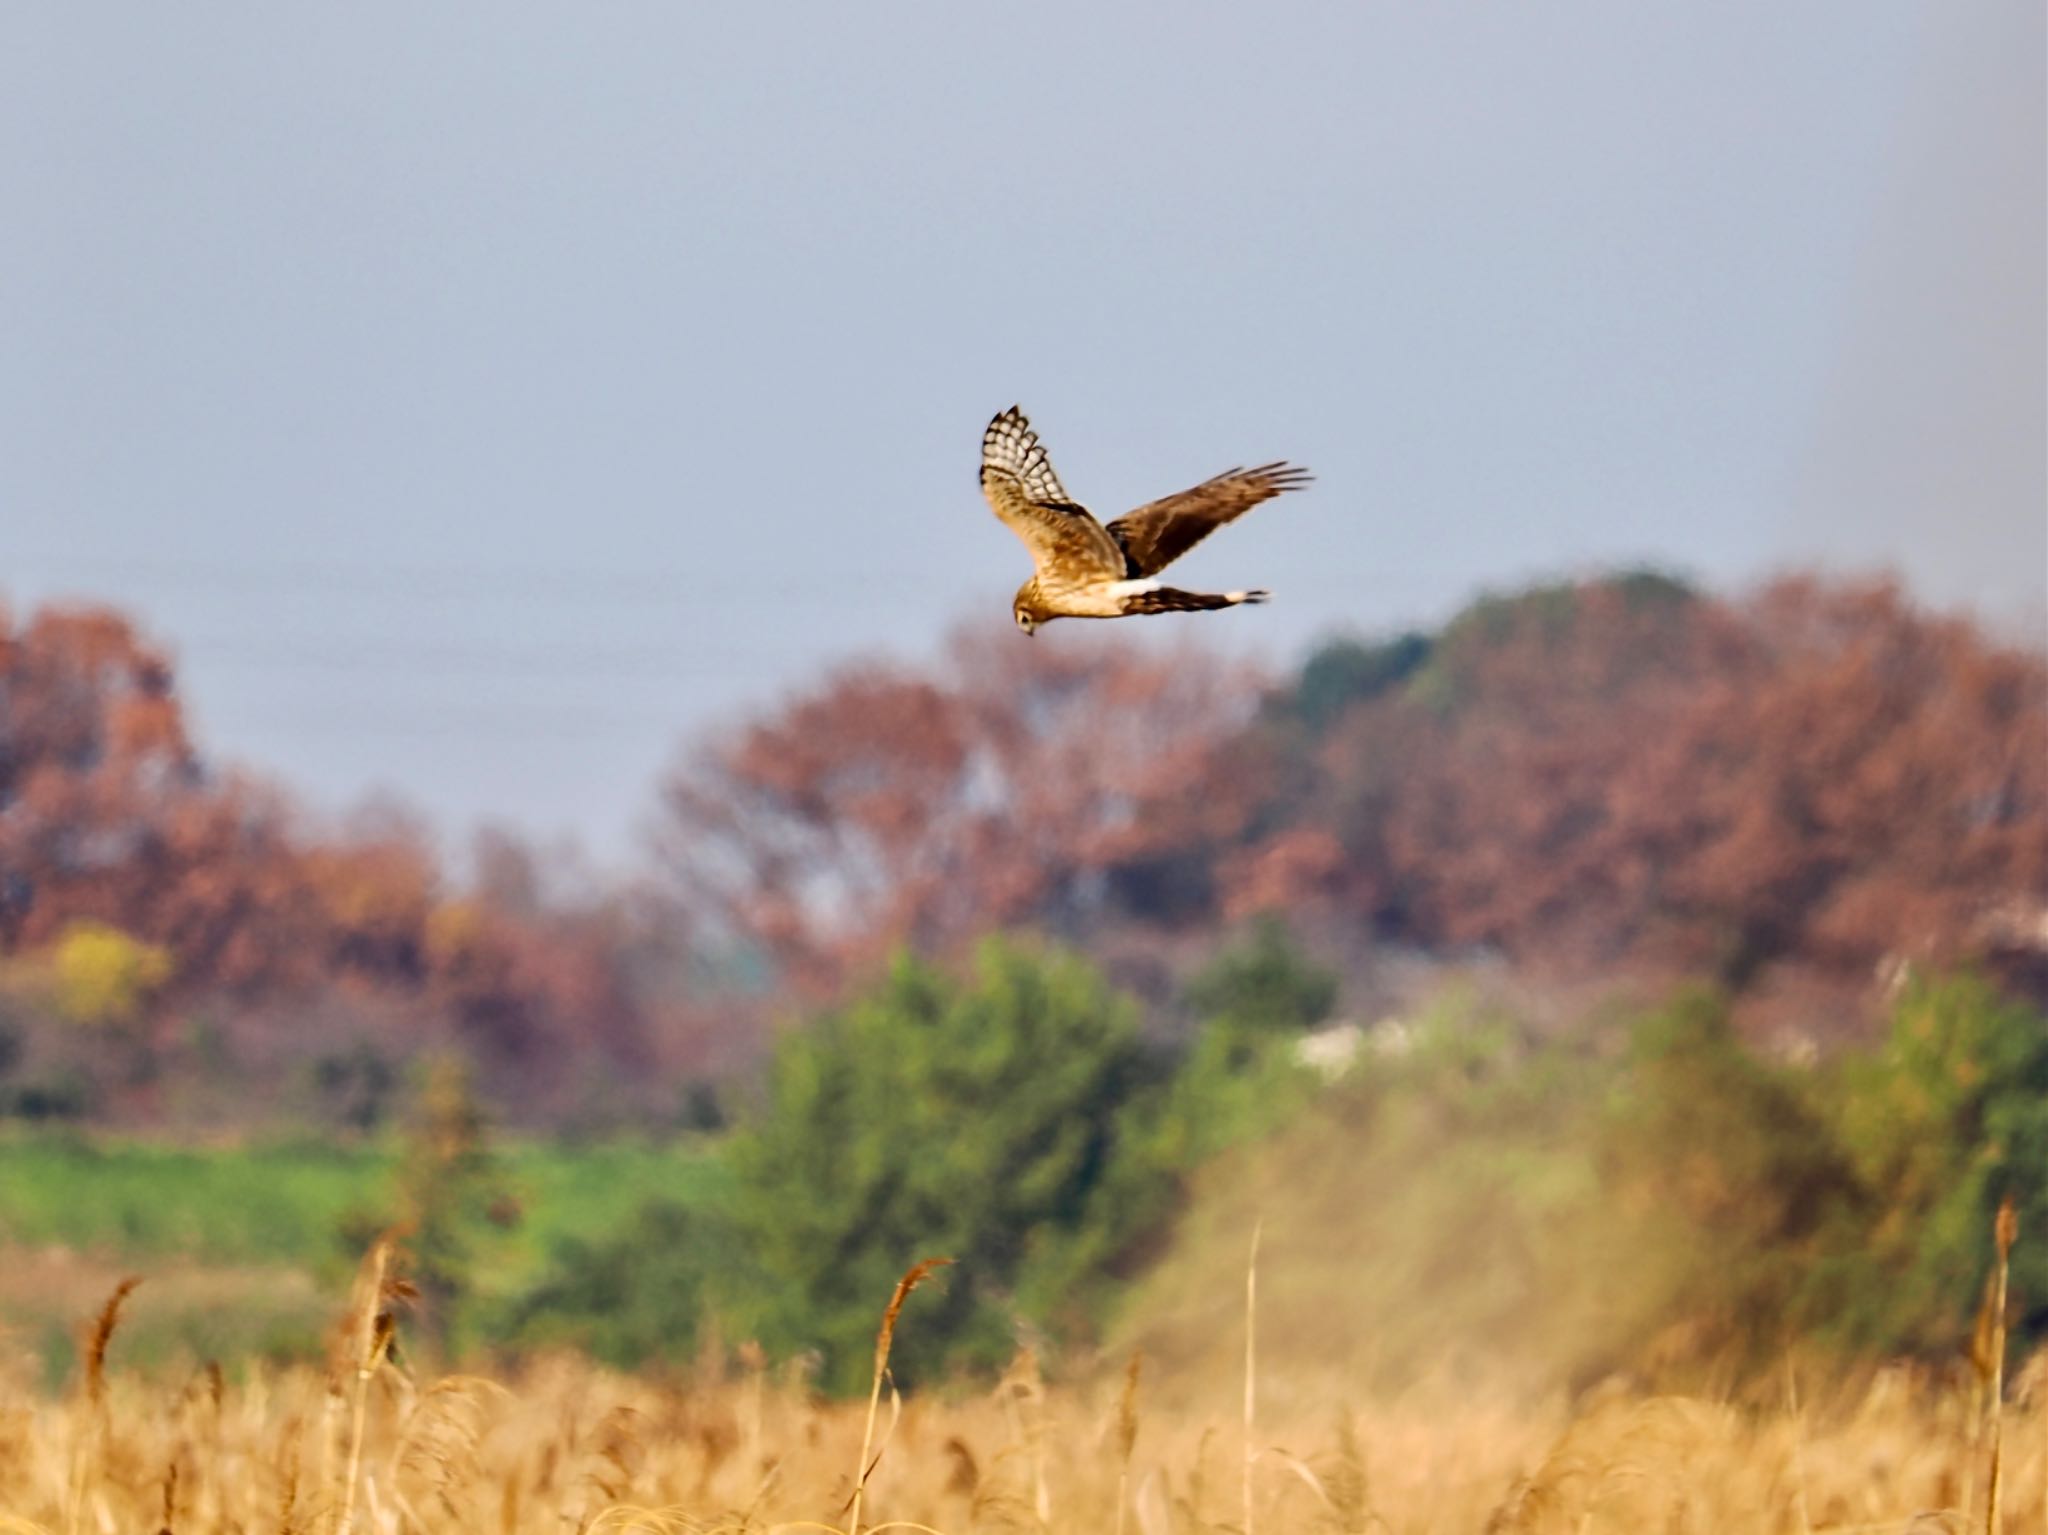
[{"x1": 980, "y1": 406, "x2": 1311, "y2": 635}]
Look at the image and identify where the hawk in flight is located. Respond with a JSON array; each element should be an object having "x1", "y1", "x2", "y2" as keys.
[{"x1": 980, "y1": 406, "x2": 1312, "y2": 635}]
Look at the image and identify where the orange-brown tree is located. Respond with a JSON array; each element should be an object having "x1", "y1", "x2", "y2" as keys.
[
  {"x1": 659, "y1": 624, "x2": 1266, "y2": 997},
  {"x1": 1242, "y1": 575, "x2": 2048, "y2": 1009},
  {"x1": 0, "y1": 601, "x2": 672, "y2": 1125}
]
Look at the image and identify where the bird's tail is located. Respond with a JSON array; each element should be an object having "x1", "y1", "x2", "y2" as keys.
[{"x1": 1116, "y1": 586, "x2": 1269, "y2": 616}]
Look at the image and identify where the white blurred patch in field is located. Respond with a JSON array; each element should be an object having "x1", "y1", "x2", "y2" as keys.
[{"x1": 1293, "y1": 1022, "x2": 1363, "y2": 1080}]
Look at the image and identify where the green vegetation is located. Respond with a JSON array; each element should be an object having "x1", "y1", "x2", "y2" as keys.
[
  {"x1": 0, "y1": 1135, "x2": 383, "y2": 1261},
  {"x1": 385, "y1": 1055, "x2": 518, "y2": 1355},
  {"x1": 502, "y1": 1197, "x2": 744, "y2": 1370},
  {"x1": 1124, "y1": 973, "x2": 2048, "y2": 1399},
  {"x1": 0, "y1": 1122, "x2": 727, "y2": 1382},
  {"x1": 722, "y1": 939, "x2": 1179, "y2": 1394},
  {"x1": 1181, "y1": 915, "x2": 1339, "y2": 1033},
  {"x1": 3, "y1": 949, "x2": 2045, "y2": 1401},
  {"x1": 498, "y1": 925, "x2": 1338, "y2": 1389},
  {"x1": 1830, "y1": 972, "x2": 2048, "y2": 1352},
  {"x1": 0, "y1": 1130, "x2": 722, "y2": 1282},
  {"x1": 1156, "y1": 917, "x2": 1332, "y2": 1162},
  {"x1": 1279, "y1": 630, "x2": 1433, "y2": 732},
  {"x1": 1600, "y1": 989, "x2": 1864, "y2": 1373}
]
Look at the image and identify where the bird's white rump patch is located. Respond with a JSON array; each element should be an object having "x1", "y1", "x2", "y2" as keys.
[{"x1": 1100, "y1": 579, "x2": 1163, "y2": 599}]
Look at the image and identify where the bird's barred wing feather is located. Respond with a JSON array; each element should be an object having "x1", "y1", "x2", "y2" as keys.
[
  {"x1": 1107, "y1": 462, "x2": 1313, "y2": 578},
  {"x1": 984, "y1": 405, "x2": 1071, "y2": 505},
  {"x1": 981, "y1": 407, "x2": 1126, "y2": 582},
  {"x1": 1117, "y1": 585, "x2": 1269, "y2": 616}
]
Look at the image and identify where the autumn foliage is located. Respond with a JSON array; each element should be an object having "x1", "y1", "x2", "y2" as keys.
[
  {"x1": 2, "y1": 572, "x2": 2043, "y2": 1127},
  {"x1": 663, "y1": 574, "x2": 2047, "y2": 1024},
  {"x1": 0, "y1": 601, "x2": 682, "y2": 1125},
  {"x1": 659, "y1": 625, "x2": 1264, "y2": 997},
  {"x1": 1246, "y1": 575, "x2": 2047, "y2": 1004}
]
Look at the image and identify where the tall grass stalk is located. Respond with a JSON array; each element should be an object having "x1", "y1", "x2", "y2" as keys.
[
  {"x1": 848, "y1": 1257, "x2": 951, "y2": 1535},
  {"x1": 1244, "y1": 1220, "x2": 1262, "y2": 1535},
  {"x1": 1984, "y1": 1196, "x2": 2016, "y2": 1535},
  {"x1": 1783, "y1": 1361, "x2": 1812, "y2": 1535},
  {"x1": 1113, "y1": 1349, "x2": 1142, "y2": 1535},
  {"x1": 333, "y1": 1234, "x2": 409, "y2": 1535},
  {"x1": 69, "y1": 1276, "x2": 141, "y2": 1535}
]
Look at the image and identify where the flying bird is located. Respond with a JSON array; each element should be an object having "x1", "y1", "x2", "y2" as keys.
[{"x1": 980, "y1": 406, "x2": 1311, "y2": 635}]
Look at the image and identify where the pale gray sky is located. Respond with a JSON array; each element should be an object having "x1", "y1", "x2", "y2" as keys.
[{"x1": 4, "y1": 4, "x2": 2042, "y2": 858}]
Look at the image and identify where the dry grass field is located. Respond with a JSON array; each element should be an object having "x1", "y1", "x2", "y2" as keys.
[{"x1": 6, "y1": 1240, "x2": 2048, "y2": 1534}]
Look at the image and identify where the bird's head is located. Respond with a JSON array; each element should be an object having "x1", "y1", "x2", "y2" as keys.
[{"x1": 1012, "y1": 584, "x2": 1048, "y2": 637}]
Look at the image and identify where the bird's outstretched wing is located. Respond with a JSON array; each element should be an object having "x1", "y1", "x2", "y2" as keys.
[
  {"x1": 1107, "y1": 462, "x2": 1313, "y2": 578},
  {"x1": 981, "y1": 407, "x2": 1126, "y2": 582}
]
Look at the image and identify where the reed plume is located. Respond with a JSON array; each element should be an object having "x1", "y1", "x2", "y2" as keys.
[{"x1": 848, "y1": 1256, "x2": 951, "y2": 1535}]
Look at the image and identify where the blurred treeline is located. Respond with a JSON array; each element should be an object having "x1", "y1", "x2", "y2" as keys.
[
  {"x1": 630, "y1": 957, "x2": 2048, "y2": 1399},
  {"x1": 2, "y1": 570, "x2": 2039, "y2": 1131},
  {"x1": 2, "y1": 934, "x2": 2042, "y2": 1396},
  {"x1": 519, "y1": 948, "x2": 2048, "y2": 1397},
  {"x1": 1, "y1": 570, "x2": 2044, "y2": 1390}
]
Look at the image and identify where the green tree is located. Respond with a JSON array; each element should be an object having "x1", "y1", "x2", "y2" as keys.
[
  {"x1": 1831, "y1": 972, "x2": 2048, "y2": 1351},
  {"x1": 1599, "y1": 989, "x2": 1862, "y2": 1372},
  {"x1": 1278, "y1": 631, "x2": 1433, "y2": 734},
  {"x1": 504, "y1": 1199, "x2": 744, "y2": 1369},
  {"x1": 1181, "y1": 917, "x2": 1337, "y2": 1036},
  {"x1": 727, "y1": 940, "x2": 1176, "y2": 1394},
  {"x1": 390, "y1": 1054, "x2": 517, "y2": 1357},
  {"x1": 1157, "y1": 920, "x2": 1333, "y2": 1162}
]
